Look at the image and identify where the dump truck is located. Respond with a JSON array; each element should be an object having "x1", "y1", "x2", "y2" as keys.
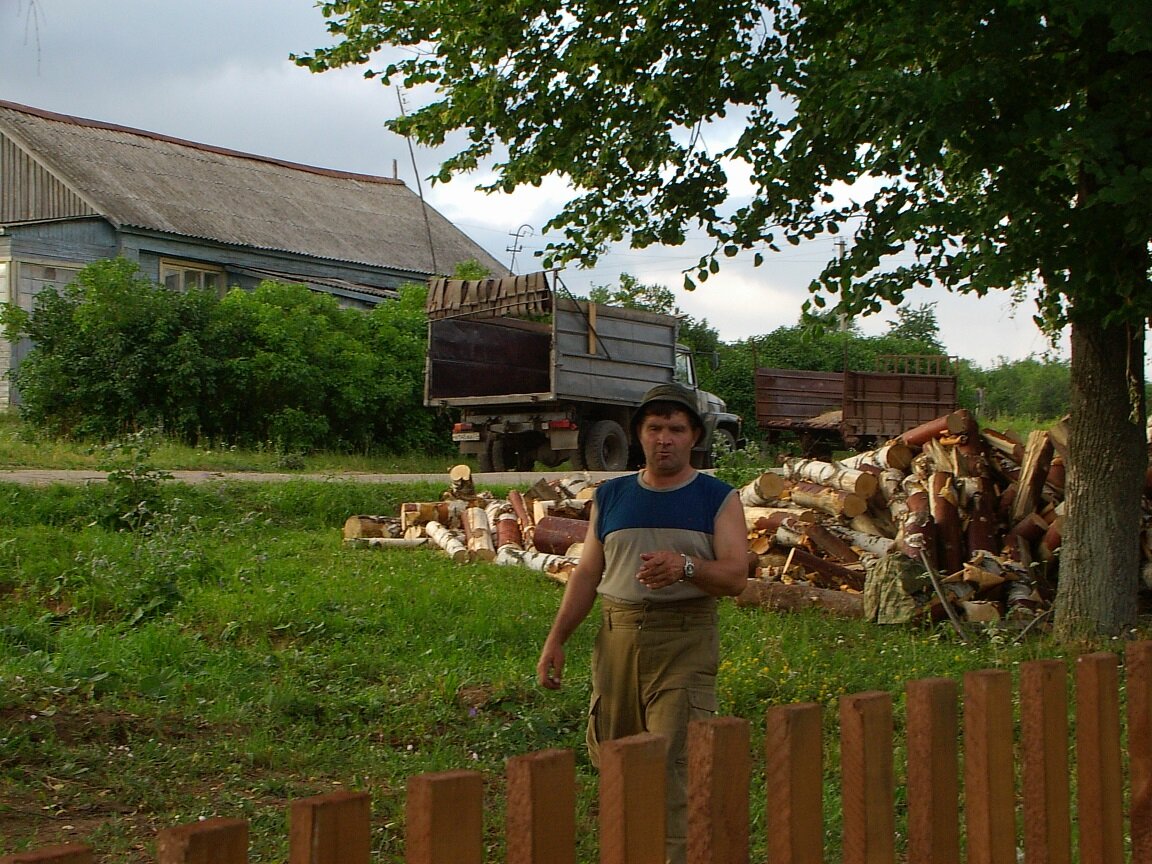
[
  {"x1": 754, "y1": 355, "x2": 958, "y2": 456},
  {"x1": 424, "y1": 272, "x2": 742, "y2": 472}
]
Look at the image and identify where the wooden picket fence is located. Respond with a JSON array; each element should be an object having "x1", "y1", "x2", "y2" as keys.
[{"x1": 6, "y1": 641, "x2": 1152, "y2": 864}]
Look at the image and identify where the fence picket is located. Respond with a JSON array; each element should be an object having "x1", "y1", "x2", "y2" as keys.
[
  {"x1": 288, "y1": 790, "x2": 371, "y2": 864},
  {"x1": 1128, "y1": 640, "x2": 1152, "y2": 864},
  {"x1": 1020, "y1": 659, "x2": 1071, "y2": 864},
  {"x1": 688, "y1": 717, "x2": 750, "y2": 864},
  {"x1": 906, "y1": 677, "x2": 960, "y2": 864},
  {"x1": 964, "y1": 669, "x2": 1016, "y2": 864},
  {"x1": 839, "y1": 691, "x2": 894, "y2": 864},
  {"x1": 765, "y1": 702, "x2": 824, "y2": 864},
  {"x1": 506, "y1": 748, "x2": 577, "y2": 864},
  {"x1": 1076, "y1": 652, "x2": 1125, "y2": 864},
  {"x1": 155, "y1": 817, "x2": 248, "y2": 864},
  {"x1": 405, "y1": 770, "x2": 483, "y2": 864},
  {"x1": 599, "y1": 732, "x2": 666, "y2": 864}
]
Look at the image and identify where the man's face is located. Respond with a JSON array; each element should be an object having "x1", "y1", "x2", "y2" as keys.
[{"x1": 638, "y1": 408, "x2": 699, "y2": 476}]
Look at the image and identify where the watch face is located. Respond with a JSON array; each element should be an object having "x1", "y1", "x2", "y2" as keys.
[{"x1": 683, "y1": 555, "x2": 694, "y2": 579}]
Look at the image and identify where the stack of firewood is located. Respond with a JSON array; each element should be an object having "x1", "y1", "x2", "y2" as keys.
[
  {"x1": 343, "y1": 413, "x2": 1152, "y2": 630},
  {"x1": 342, "y1": 466, "x2": 596, "y2": 586}
]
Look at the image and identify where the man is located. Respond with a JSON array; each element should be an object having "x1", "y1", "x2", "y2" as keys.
[{"x1": 536, "y1": 382, "x2": 749, "y2": 864}]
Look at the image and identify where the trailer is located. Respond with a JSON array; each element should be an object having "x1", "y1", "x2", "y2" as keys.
[{"x1": 754, "y1": 355, "x2": 958, "y2": 456}]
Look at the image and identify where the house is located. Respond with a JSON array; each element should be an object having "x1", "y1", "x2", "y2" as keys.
[{"x1": 0, "y1": 99, "x2": 509, "y2": 405}]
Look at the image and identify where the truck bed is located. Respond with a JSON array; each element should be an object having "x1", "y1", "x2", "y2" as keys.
[{"x1": 425, "y1": 297, "x2": 679, "y2": 408}]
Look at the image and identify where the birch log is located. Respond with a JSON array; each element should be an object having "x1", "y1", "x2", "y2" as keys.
[
  {"x1": 788, "y1": 481, "x2": 868, "y2": 519},
  {"x1": 494, "y1": 546, "x2": 578, "y2": 584},
  {"x1": 897, "y1": 476, "x2": 935, "y2": 565},
  {"x1": 738, "y1": 471, "x2": 789, "y2": 506},
  {"x1": 464, "y1": 506, "x2": 496, "y2": 561},
  {"x1": 425, "y1": 520, "x2": 470, "y2": 563},
  {"x1": 782, "y1": 457, "x2": 879, "y2": 498},
  {"x1": 838, "y1": 442, "x2": 914, "y2": 472}
]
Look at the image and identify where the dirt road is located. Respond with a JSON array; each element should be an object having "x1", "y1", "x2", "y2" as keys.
[{"x1": 0, "y1": 468, "x2": 630, "y2": 486}]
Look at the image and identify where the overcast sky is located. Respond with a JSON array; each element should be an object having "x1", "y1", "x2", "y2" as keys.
[{"x1": 1, "y1": 0, "x2": 1094, "y2": 369}]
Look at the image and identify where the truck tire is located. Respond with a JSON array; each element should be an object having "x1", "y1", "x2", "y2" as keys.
[
  {"x1": 583, "y1": 420, "x2": 629, "y2": 471},
  {"x1": 706, "y1": 427, "x2": 739, "y2": 468}
]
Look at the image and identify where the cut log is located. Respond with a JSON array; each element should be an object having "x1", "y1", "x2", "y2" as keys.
[
  {"x1": 803, "y1": 522, "x2": 861, "y2": 565},
  {"x1": 744, "y1": 506, "x2": 817, "y2": 530},
  {"x1": 783, "y1": 547, "x2": 865, "y2": 591},
  {"x1": 960, "y1": 476, "x2": 1001, "y2": 555},
  {"x1": 735, "y1": 579, "x2": 865, "y2": 618},
  {"x1": 1041, "y1": 513, "x2": 1064, "y2": 562},
  {"x1": 738, "y1": 471, "x2": 789, "y2": 506},
  {"x1": 838, "y1": 442, "x2": 914, "y2": 472},
  {"x1": 464, "y1": 506, "x2": 496, "y2": 561},
  {"x1": 342, "y1": 515, "x2": 401, "y2": 540},
  {"x1": 532, "y1": 515, "x2": 591, "y2": 556},
  {"x1": 899, "y1": 414, "x2": 953, "y2": 448},
  {"x1": 825, "y1": 524, "x2": 896, "y2": 557},
  {"x1": 493, "y1": 512, "x2": 524, "y2": 550},
  {"x1": 447, "y1": 464, "x2": 475, "y2": 498},
  {"x1": 787, "y1": 481, "x2": 868, "y2": 519},
  {"x1": 508, "y1": 489, "x2": 535, "y2": 545},
  {"x1": 401, "y1": 500, "x2": 467, "y2": 533},
  {"x1": 929, "y1": 471, "x2": 964, "y2": 574},
  {"x1": 494, "y1": 546, "x2": 577, "y2": 584},
  {"x1": 425, "y1": 520, "x2": 470, "y2": 564},
  {"x1": 897, "y1": 477, "x2": 935, "y2": 566},
  {"x1": 782, "y1": 457, "x2": 879, "y2": 498},
  {"x1": 1009, "y1": 430, "x2": 1053, "y2": 525},
  {"x1": 980, "y1": 428, "x2": 1024, "y2": 463}
]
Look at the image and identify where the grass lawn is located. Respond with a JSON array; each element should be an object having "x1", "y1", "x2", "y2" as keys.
[{"x1": 0, "y1": 416, "x2": 1144, "y2": 861}]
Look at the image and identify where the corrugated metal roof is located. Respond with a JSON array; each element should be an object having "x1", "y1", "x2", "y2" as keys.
[{"x1": 0, "y1": 100, "x2": 508, "y2": 277}]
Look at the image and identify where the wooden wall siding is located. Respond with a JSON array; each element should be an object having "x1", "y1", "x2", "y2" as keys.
[
  {"x1": 0, "y1": 134, "x2": 97, "y2": 223},
  {"x1": 6, "y1": 643, "x2": 1152, "y2": 864}
]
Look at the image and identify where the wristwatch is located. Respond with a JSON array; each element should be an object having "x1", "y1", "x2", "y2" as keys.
[{"x1": 681, "y1": 554, "x2": 695, "y2": 581}]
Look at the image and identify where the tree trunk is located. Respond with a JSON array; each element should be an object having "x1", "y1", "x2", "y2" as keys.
[{"x1": 1054, "y1": 317, "x2": 1146, "y2": 639}]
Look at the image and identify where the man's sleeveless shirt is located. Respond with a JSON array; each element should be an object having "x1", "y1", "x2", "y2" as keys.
[{"x1": 593, "y1": 471, "x2": 735, "y2": 604}]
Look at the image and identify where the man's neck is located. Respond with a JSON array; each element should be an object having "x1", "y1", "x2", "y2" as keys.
[{"x1": 640, "y1": 466, "x2": 697, "y2": 489}]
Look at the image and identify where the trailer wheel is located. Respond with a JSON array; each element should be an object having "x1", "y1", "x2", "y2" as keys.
[{"x1": 583, "y1": 420, "x2": 629, "y2": 471}]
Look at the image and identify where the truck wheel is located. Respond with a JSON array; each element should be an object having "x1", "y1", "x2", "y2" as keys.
[
  {"x1": 706, "y1": 427, "x2": 739, "y2": 468},
  {"x1": 583, "y1": 420, "x2": 629, "y2": 471}
]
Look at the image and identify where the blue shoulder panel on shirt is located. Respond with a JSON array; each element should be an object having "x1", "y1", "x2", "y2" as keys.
[{"x1": 595, "y1": 473, "x2": 732, "y2": 541}]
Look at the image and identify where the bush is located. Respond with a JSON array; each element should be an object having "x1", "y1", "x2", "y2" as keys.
[{"x1": 2, "y1": 259, "x2": 453, "y2": 456}]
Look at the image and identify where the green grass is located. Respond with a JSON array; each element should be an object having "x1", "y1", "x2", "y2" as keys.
[
  {"x1": 0, "y1": 411, "x2": 465, "y2": 475},
  {"x1": 0, "y1": 414, "x2": 1139, "y2": 861}
]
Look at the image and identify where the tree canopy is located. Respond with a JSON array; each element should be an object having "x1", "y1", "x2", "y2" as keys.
[{"x1": 297, "y1": 1, "x2": 1152, "y2": 638}]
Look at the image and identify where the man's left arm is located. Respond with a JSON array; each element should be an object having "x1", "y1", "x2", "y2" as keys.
[{"x1": 689, "y1": 492, "x2": 750, "y2": 597}]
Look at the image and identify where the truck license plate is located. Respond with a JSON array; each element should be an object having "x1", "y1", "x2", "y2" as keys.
[{"x1": 453, "y1": 432, "x2": 481, "y2": 442}]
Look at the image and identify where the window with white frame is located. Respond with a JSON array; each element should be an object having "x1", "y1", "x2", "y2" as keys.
[{"x1": 160, "y1": 260, "x2": 225, "y2": 294}]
